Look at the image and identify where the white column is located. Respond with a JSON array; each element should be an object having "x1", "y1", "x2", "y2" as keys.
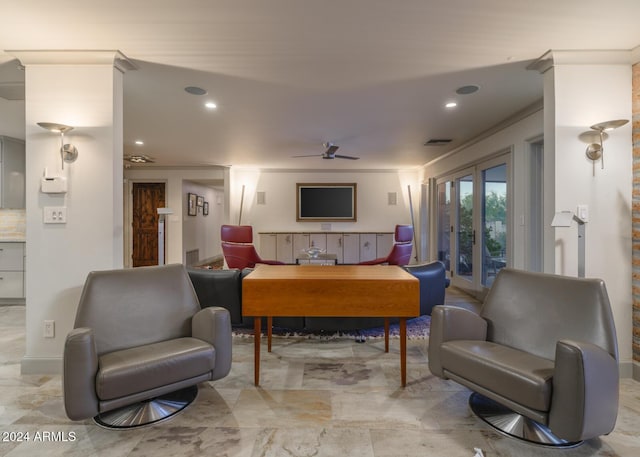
[
  {"x1": 533, "y1": 50, "x2": 633, "y2": 376},
  {"x1": 9, "y1": 50, "x2": 131, "y2": 374}
]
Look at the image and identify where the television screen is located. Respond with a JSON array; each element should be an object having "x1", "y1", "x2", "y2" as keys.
[{"x1": 297, "y1": 183, "x2": 357, "y2": 221}]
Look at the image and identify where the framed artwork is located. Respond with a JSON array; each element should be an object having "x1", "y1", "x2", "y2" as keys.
[
  {"x1": 196, "y1": 195, "x2": 204, "y2": 207},
  {"x1": 203, "y1": 201, "x2": 209, "y2": 216},
  {"x1": 187, "y1": 193, "x2": 197, "y2": 216}
]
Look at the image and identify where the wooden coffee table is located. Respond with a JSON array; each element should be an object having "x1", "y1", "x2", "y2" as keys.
[{"x1": 242, "y1": 264, "x2": 420, "y2": 386}]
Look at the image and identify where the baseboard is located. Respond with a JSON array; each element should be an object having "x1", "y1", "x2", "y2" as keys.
[
  {"x1": 633, "y1": 361, "x2": 640, "y2": 382},
  {"x1": 194, "y1": 255, "x2": 224, "y2": 267},
  {"x1": 21, "y1": 356, "x2": 62, "y2": 375},
  {"x1": 0, "y1": 298, "x2": 25, "y2": 306}
]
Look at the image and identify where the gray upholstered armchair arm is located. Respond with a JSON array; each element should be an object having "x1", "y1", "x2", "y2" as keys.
[
  {"x1": 63, "y1": 328, "x2": 99, "y2": 420},
  {"x1": 428, "y1": 305, "x2": 487, "y2": 378},
  {"x1": 192, "y1": 307, "x2": 232, "y2": 381},
  {"x1": 548, "y1": 339, "x2": 619, "y2": 442}
]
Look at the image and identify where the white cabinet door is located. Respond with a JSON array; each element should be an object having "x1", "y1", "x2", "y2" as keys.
[
  {"x1": 359, "y1": 234, "x2": 377, "y2": 262},
  {"x1": 0, "y1": 243, "x2": 24, "y2": 270},
  {"x1": 309, "y1": 233, "x2": 326, "y2": 250},
  {"x1": 342, "y1": 233, "x2": 360, "y2": 264},
  {"x1": 0, "y1": 242, "x2": 24, "y2": 298},
  {"x1": 376, "y1": 233, "x2": 394, "y2": 258},
  {"x1": 259, "y1": 233, "x2": 277, "y2": 260},
  {"x1": 276, "y1": 233, "x2": 293, "y2": 264},
  {"x1": 0, "y1": 272, "x2": 24, "y2": 298},
  {"x1": 326, "y1": 234, "x2": 343, "y2": 264},
  {"x1": 293, "y1": 233, "x2": 310, "y2": 259}
]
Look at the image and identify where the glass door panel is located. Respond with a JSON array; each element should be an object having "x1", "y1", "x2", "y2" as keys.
[
  {"x1": 456, "y1": 174, "x2": 474, "y2": 283},
  {"x1": 481, "y1": 163, "x2": 507, "y2": 287},
  {"x1": 436, "y1": 181, "x2": 451, "y2": 271}
]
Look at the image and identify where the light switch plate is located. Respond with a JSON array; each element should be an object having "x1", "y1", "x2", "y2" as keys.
[
  {"x1": 43, "y1": 206, "x2": 67, "y2": 224},
  {"x1": 577, "y1": 204, "x2": 589, "y2": 222}
]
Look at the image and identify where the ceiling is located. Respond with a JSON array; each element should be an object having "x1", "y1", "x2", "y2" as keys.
[{"x1": 1, "y1": 1, "x2": 640, "y2": 170}]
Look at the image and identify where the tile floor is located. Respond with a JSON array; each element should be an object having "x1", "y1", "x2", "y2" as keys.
[{"x1": 1, "y1": 290, "x2": 639, "y2": 457}]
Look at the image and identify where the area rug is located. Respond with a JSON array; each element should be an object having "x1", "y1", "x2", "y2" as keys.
[{"x1": 232, "y1": 315, "x2": 430, "y2": 340}]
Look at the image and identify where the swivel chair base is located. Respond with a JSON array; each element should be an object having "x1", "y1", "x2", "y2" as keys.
[
  {"x1": 94, "y1": 386, "x2": 198, "y2": 429},
  {"x1": 469, "y1": 393, "x2": 582, "y2": 448}
]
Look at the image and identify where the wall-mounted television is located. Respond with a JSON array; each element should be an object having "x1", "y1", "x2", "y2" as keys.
[{"x1": 296, "y1": 183, "x2": 357, "y2": 222}]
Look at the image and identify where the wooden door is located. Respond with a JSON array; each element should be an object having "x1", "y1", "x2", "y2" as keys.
[{"x1": 132, "y1": 183, "x2": 165, "y2": 267}]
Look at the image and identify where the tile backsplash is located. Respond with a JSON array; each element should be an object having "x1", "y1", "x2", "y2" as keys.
[{"x1": 0, "y1": 209, "x2": 26, "y2": 239}]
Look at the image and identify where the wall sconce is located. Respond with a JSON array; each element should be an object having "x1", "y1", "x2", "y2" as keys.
[
  {"x1": 585, "y1": 119, "x2": 628, "y2": 175},
  {"x1": 37, "y1": 122, "x2": 79, "y2": 170}
]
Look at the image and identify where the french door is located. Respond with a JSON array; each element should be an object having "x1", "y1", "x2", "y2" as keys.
[{"x1": 436, "y1": 154, "x2": 510, "y2": 294}]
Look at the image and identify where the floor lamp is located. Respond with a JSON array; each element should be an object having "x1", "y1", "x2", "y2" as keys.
[{"x1": 551, "y1": 210, "x2": 586, "y2": 278}]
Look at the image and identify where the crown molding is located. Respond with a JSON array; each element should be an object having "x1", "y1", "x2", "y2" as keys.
[
  {"x1": 528, "y1": 49, "x2": 632, "y2": 74},
  {"x1": 5, "y1": 50, "x2": 136, "y2": 72}
]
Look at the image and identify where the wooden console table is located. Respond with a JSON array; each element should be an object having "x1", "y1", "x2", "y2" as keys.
[{"x1": 242, "y1": 264, "x2": 420, "y2": 386}]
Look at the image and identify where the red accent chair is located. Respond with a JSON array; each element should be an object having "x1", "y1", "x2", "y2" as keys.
[
  {"x1": 359, "y1": 225, "x2": 414, "y2": 266},
  {"x1": 220, "y1": 225, "x2": 284, "y2": 269}
]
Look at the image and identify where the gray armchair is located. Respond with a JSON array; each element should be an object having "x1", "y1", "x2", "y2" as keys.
[
  {"x1": 63, "y1": 264, "x2": 232, "y2": 428},
  {"x1": 428, "y1": 268, "x2": 618, "y2": 447}
]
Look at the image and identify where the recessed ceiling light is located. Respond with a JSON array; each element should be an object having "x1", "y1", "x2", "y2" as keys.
[
  {"x1": 445, "y1": 102, "x2": 457, "y2": 108},
  {"x1": 205, "y1": 102, "x2": 217, "y2": 109},
  {"x1": 456, "y1": 85, "x2": 480, "y2": 95},
  {"x1": 184, "y1": 86, "x2": 207, "y2": 96},
  {"x1": 135, "y1": 140, "x2": 144, "y2": 145}
]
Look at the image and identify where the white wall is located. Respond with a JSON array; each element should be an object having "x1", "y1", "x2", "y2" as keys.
[
  {"x1": 18, "y1": 52, "x2": 124, "y2": 374},
  {"x1": 182, "y1": 180, "x2": 224, "y2": 264},
  {"x1": 229, "y1": 169, "x2": 421, "y2": 253}
]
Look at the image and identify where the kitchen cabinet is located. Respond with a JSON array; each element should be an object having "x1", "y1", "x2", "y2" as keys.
[
  {"x1": 0, "y1": 242, "x2": 25, "y2": 299},
  {"x1": 0, "y1": 136, "x2": 26, "y2": 209}
]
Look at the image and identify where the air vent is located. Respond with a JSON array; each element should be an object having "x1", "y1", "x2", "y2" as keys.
[
  {"x1": 184, "y1": 86, "x2": 207, "y2": 96},
  {"x1": 456, "y1": 85, "x2": 480, "y2": 95},
  {"x1": 423, "y1": 139, "x2": 453, "y2": 146}
]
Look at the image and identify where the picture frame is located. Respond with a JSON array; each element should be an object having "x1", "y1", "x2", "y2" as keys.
[
  {"x1": 196, "y1": 195, "x2": 204, "y2": 207},
  {"x1": 187, "y1": 193, "x2": 197, "y2": 216},
  {"x1": 203, "y1": 201, "x2": 209, "y2": 216},
  {"x1": 296, "y1": 183, "x2": 357, "y2": 222}
]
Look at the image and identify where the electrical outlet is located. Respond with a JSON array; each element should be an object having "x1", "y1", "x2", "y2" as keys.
[{"x1": 44, "y1": 320, "x2": 55, "y2": 338}]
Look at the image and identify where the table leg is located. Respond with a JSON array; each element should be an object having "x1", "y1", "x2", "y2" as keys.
[
  {"x1": 267, "y1": 316, "x2": 273, "y2": 352},
  {"x1": 400, "y1": 317, "x2": 407, "y2": 387},
  {"x1": 384, "y1": 318, "x2": 390, "y2": 353},
  {"x1": 254, "y1": 317, "x2": 261, "y2": 386}
]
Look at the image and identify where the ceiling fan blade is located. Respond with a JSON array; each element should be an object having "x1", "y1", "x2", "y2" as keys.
[
  {"x1": 292, "y1": 154, "x2": 322, "y2": 158},
  {"x1": 334, "y1": 154, "x2": 360, "y2": 160},
  {"x1": 325, "y1": 144, "x2": 339, "y2": 155}
]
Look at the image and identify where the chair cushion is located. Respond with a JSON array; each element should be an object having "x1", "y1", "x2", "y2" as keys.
[
  {"x1": 440, "y1": 340, "x2": 554, "y2": 411},
  {"x1": 96, "y1": 337, "x2": 215, "y2": 400}
]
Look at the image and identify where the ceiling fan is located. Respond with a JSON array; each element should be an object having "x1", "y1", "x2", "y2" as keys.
[{"x1": 293, "y1": 142, "x2": 360, "y2": 160}]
